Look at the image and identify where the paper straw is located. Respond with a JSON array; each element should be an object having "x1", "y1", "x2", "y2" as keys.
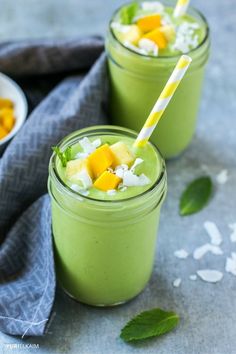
[
  {"x1": 173, "y1": 0, "x2": 190, "y2": 17},
  {"x1": 133, "y1": 55, "x2": 192, "y2": 148}
]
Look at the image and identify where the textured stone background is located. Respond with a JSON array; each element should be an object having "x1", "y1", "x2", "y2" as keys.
[{"x1": 0, "y1": 0, "x2": 236, "y2": 353}]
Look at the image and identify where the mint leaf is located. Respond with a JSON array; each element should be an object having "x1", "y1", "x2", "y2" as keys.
[
  {"x1": 120, "y1": 2, "x2": 138, "y2": 24},
  {"x1": 120, "y1": 308, "x2": 179, "y2": 342},
  {"x1": 52, "y1": 146, "x2": 72, "y2": 167},
  {"x1": 180, "y1": 176, "x2": 213, "y2": 216}
]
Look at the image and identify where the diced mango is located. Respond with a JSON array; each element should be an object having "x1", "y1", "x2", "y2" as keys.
[
  {"x1": 159, "y1": 25, "x2": 175, "y2": 42},
  {"x1": 88, "y1": 144, "x2": 114, "y2": 178},
  {"x1": 144, "y1": 28, "x2": 167, "y2": 49},
  {"x1": 137, "y1": 14, "x2": 161, "y2": 33},
  {"x1": 66, "y1": 158, "x2": 93, "y2": 180},
  {"x1": 118, "y1": 25, "x2": 142, "y2": 45},
  {"x1": 110, "y1": 141, "x2": 134, "y2": 168},
  {"x1": 0, "y1": 98, "x2": 13, "y2": 109},
  {"x1": 93, "y1": 171, "x2": 121, "y2": 192},
  {"x1": 0, "y1": 108, "x2": 14, "y2": 118},
  {"x1": 0, "y1": 125, "x2": 8, "y2": 139},
  {"x1": 2, "y1": 114, "x2": 15, "y2": 132}
]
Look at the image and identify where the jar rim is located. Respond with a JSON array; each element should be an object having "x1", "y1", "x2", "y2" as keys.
[
  {"x1": 49, "y1": 125, "x2": 167, "y2": 205},
  {"x1": 109, "y1": 0, "x2": 210, "y2": 61}
]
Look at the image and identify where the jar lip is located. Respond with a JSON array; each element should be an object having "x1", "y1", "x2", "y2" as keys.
[
  {"x1": 108, "y1": 1, "x2": 210, "y2": 61},
  {"x1": 49, "y1": 125, "x2": 167, "y2": 204}
]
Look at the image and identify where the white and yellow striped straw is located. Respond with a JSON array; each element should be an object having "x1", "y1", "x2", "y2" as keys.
[
  {"x1": 133, "y1": 55, "x2": 192, "y2": 148},
  {"x1": 173, "y1": 0, "x2": 190, "y2": 18}
]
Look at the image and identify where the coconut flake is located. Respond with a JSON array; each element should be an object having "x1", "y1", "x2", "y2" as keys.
[
  {"x1": 123, "y1": 170, "x2": 150, "y2": 187},
  {"x1": 189, "y1": 275, "x2": 197, "y2": 281},
  {"x1": 193, "y1": 243, "x2": 223, "y2": 260},
  {"x1": 197, "y1": 270, "x2": 223, "y2": 283},
  {"x1": 70, "y1": 170, "x2": 92, "y2": 189},
  {"x1": 79, "y1": 137, "x2": 96, "y2": 155},
  {"x1": 225, "y1": 254, "x2": 236, "y2": 276},
  {"x1": 138, "y1": 38, "x2": 158, "y2": 56},
  {"x1": 216, "y1": 169, "x2": 228, "y2": 184},
  {"x1": 75, "y1": 152, "x2": 89, "y2": 159},
  {"x1": 174, "y1": 249, "x2": 189, "y2": 259},
  {"x1": 115, "y1": 164, "x2": 129, "y2": 179},
  {"x1": 130, "y1": 158, "x2": 144, "y2": 172},
  {"x1": 173, "y1": 21, "x2": 200, "y2": 54},
  {"x1": 124, "y1": 41, "x2": 148, "y2": 55},
  {"x1": 110, "y1": 22, "x2": 131, "y2": 33},
  {"x1": 92, "y1": 138, "x2": 101, "y2": 148},
  {"x1": 70, "y1": 184, "x2": 89, "y2": 196},
  {"x1": 107, "y1": 189, "x2": 117, "y2": 196},
  {"x1": 229, "y1": 223, "x2": 236, "y2": 242},
  {"x1": 203, "y1": 221, "x2": 222, "y2": 246},
  {"x1": 173, "y1": 278, "x2": 182, "y2": 288}
]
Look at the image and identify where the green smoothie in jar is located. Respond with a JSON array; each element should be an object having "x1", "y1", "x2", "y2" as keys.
[
  {"x1": 106, "y1": 0, "x2": 210, "y2": 158},
  {"x1": 48, "y1": 126, "x2": 167, "y2": 306}
]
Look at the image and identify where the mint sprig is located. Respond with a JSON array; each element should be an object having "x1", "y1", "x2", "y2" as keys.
[
  {"x1": 52, "y1": 146, "x2": 72, "y2": 167},
  {"x1": 119, "y1": 2, "x2": 138, "y2": 25},
  {"x1": 120, "y1": 308, "x2": 179, "y2": 342},
  {"x1": 180, "y1": 176, "x2": 213, "y2": 216}
]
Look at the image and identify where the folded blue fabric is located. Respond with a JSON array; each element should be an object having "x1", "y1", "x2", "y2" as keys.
[{"x1": 0, "y1": 37, "x2": 108, "y2": 336}]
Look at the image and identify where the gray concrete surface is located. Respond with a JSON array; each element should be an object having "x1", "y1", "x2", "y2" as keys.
[{"x1": 0, "y1": 0, "x2": 236, "y2": 353}]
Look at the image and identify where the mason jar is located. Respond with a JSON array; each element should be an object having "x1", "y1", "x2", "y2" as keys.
[
  {"x1": 105, "y1": 1, "x2": 210, "y2": 158},
  {"x1": 48, "y1": 125, "x2": 167, "y2": 306}
]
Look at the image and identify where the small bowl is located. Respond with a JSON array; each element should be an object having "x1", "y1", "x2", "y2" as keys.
[{"x1": 0, "y1": 72, "x2": 28, "y2": 154}]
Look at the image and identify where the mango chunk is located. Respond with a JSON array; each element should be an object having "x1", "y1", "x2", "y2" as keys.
[
  {"x1": 66, "y1": 158, "x2": 93, "y2": 180},
  {"x1": 93, "y1": 171, "x2": 121, "y2": 192},
  {"x1": 137, "y1": 14, "x2": 161, "y2": 33},
  {"x1": 118, "y1": 25, "x2": 142, "y2": 45},
  {"x1": 110, "y1": 141, "x2": 134, "y2": 168},
  {"x1": 2, "y1": 114, "x2": 15, "y2": 132},
  {"x1": 88, "y1": 144, "x2": 114, "y2": 178},
  {"x1": 0, "y1": 98, "x2": 13, "y2": 109},
  {"x1": 144, "y1": 28, "x2": 167, "y2": 49},
  {"x1": 160, "y1": 25, "x2": 175, "y2": 42},
  {"x1": 0, "y1": 125, "x2": 8, "y2": 139}
]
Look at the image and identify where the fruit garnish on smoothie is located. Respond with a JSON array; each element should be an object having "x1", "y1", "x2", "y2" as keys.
[
  {"x1": 111, "y1": 1, "x2": 204, "y2": 57},
  {"x1": 53, "y1": 135, "x2": 156, "y2": 200}
]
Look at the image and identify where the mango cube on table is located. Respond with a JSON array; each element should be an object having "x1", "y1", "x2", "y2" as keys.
[
  {"x1": 88, "y1": 144, "x2": 114, "y2": 178},
  {"x1": 93, "y1": 171, "x2": 121, "y2": 192},
  {"x1": 137, "y1": 14, "x2": 161, "y2": 33},
  {"x1": 110, "y1": 141, "x2": 134, "y2": 168},
  {"x1": 143, "y1": 28, "x2": 167, "y2": 49},
  {"x1": 66, "y1": 158, "x2": 93, "y2": 180}
]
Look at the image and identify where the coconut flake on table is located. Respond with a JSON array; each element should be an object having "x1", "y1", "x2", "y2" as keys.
[
  {"x1": 225, "y1": 253, "x2": 236, "y2": 276},
  {"x1": 174, "y1": 249, "x2": 189, "y2": 259},
  {"x1": 123, "y1": 170, "x2": 151, "y2": 187},
  {"x1": 141, "y1": 1, "x2": 164, "y2": 13},
  {"x1": 229, "y1": 223, "x2": 236, "y2": 242},
  {"x1": 203, "y1": 221, "x2": 222, "y2": 246},
  {"x1": 138, "y1": 38, "x2": 158, "y2": 56},
  {"x1": 173, "y1": 278, "x2": 182, "y2": 288},
  {"x1": 197, "y1": 270, "x2": 223, "y2": 283},
  {"x1": 189, "y1": 275, "x2": 197, "y2": 281},
  {"x1": 216, "y1": 169, "x2": 228, "y2": 184},
  {"x1": 193, "y1": 243, "x2": 223, "y2": 260},
  {"x1": 107, "y1": 189, "x2": 117, "y2": 196}
]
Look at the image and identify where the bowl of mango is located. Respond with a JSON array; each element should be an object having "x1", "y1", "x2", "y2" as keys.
[{"x1": 0, "y1": 72, "x2": 28, "y2": 154}]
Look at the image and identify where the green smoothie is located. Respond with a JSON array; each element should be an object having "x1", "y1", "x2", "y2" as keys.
[
  {"x1": 48, "y1": 126, "x2": 167, "y2": 306},
  {"x1": 106, "y1": 1, "x2": 210, "y2": 158}
]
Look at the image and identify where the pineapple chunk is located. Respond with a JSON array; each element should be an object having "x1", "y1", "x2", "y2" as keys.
[
  {"x1": 93, "y1": 171, "x2": 121, "y2": 192},
  {"x1": 144, "y1": 28, "x2": 167, "y2": 49},
  {"x1": 88, "y1": 144, "x2": 114, "y2": 178},
  {"x1": 110, "y1": 141, "x2": 134, "y2": 168},
  {"x1": 118, "y1": 25, "x2": 142, "y2": 45},
  {"x1": 66, "y1": 158, "x2": 93, "y2": 180},
  {"x1": 137, "y1": 14, "x2": 161, "y2": 33},
  {"x1": 159, "y1": 25, "x2": 175, "y2": 42}
]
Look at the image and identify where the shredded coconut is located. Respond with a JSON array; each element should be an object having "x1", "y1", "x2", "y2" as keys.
[
  {"x1": 123, "y1": 171, "x2": 150, "y2": 187},
  {"x1": 193, "y1": 243, "x2": 223, "y2": 260},
  {"x1": 79, "y1": 137, "x2": 96, "y2": 155},
  {"x1": 107, "y1": 189, "x2": 117, "y2": 196},
  {"x1": 189, "y1": 275, "x2": 197, "y2": 281},
  {"x1": 229, "y1": 223, "x2": 236, "y2": 242},
  {"x1": 203, "y1": 221, "x2": 222, "y2": 246},
  {"x1": 216, "y1": 169, "x2": 228, "y2": 184},
  {"x1": 173, "y1": 278, "x2": 182, "y2": 288},
  {"x1": 197, "y1": 270, "x2": 223, "y2": 283},
  {"x1": 174, "y1": 249, "x2": 189, "y2": 259},
  {"x1": 172, "y1": 21, "x2": 200, "y2": 54},
  {"x1": 130, "y1": 158, "x2": 144, "y2": 172},
  {"x1": 139, "y1": 38, "x2": 158, "y2": 56},
  {"x1": 70, "y1": 170, "x2": 92, "y2": 189}
]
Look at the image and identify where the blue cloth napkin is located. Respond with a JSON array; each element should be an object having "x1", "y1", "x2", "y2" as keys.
[{"x1": 0, "y1": 37, "x2": 108, "y2": 336}]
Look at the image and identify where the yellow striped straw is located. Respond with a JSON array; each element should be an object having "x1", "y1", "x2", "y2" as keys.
[
  {"x1": 133, "y1": 55, "x2": 192, "y2": 148},
  {"x1": 174, "y1": 0, "x2": 190, "y2": 17}
]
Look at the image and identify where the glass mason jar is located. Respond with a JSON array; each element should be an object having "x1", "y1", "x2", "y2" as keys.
[
  {"x1": 48, "y1": 125, "x2": 167, "y2": 306},
  {"x1": 105, "y1": 1, "x2": 210, "y2": 158}
]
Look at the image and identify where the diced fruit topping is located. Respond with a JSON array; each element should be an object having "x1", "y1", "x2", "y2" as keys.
[
  {"x1": 118, "y1": 25, "x2": 142, "y2": 45},
  {"x1": 93, "y1": 171, "x2": 122, "y2": 192},
  {"x1": 143, "y1": 28, "x2": 167, "y2": 49},
  {"x1": 88, "y1": 144, "x2": 114, "y2": 178},
  {"x1": 137, "y1": 14, "x2": 161, "y2": 33},
  {"x1": 66, "y1": 158, "x2": 93, "y2": 180},
  {"x1": 0, "y1": 98, "x2": 13, "y2": 109},
  {"x1": 0, "y1": 98, "x2": 15, "y2": 140},
  {"x1": 110, "y1": 141, "x2": 134, "y2": 168},
  {"x1": 0, "y1": 126, "x2": 8, "y2": 139},
  {"x1": 159, "y1": 25, "x2": 175, "y2": 42}
]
